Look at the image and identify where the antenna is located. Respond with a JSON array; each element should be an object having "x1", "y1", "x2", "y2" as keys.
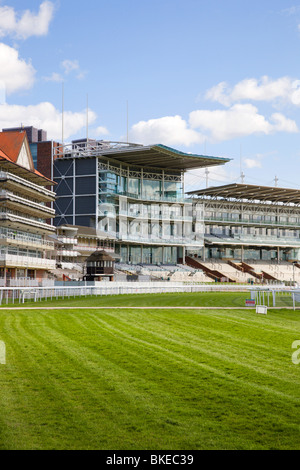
[
  {"x1": 274, "y1": 175, "x2": 278, "y2": 187},
  {"x1": 241, "y1": 171, "x2": 245, "y2": 184},
  {"x1": 126, "y1": 100, "x2": 129, "y2": 143},
  {"x1": 86, "y1": 93, "x2": 89, "y2": 142},
  {"x1": 240, "y1": 144, "x2": 243, "y2": 180},
  {"x1": 62, "y1": 81, "x2": 64, "y2": 145}
]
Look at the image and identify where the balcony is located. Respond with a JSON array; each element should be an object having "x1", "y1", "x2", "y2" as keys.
[
  {"x1": 0, "y1": 211, "x2": 56, "y2": 232},
  {"x1": 57, "y1": 236, "x2": 78, "y2": 245},
  {"x1": 0, "y1": 231, "x2": 54, "y2": 250},
  {"x1": 0, "y1": 254, "x2": 56, "y2": 270},
  {"x1": 77, "y1": 244, "x2": 115, "y2": 253},
  {"x1": 205, "y1": 215, "x2": 300, "y2": 228},
  {"x1": 0, "y1": 190, "x2": 55, "y2": 218},
  {"x1": 118, "y1": 209, "x2": 193, "y2": 222},
  {"x1": 117, "y1": 233, "x2": 203, "y2": 246},
  {"x1": 205, "y1": 234, "x2": 300, "y2": 247},
  {"x1": 0, "y1": 171, "x2": 55, "y2": 202},
  {"x1": 110, "y1": 190, "x2": 189, "y2": 204},
  {"x1": 57, "y1": 250, "x2": 80, "y2": 257}
]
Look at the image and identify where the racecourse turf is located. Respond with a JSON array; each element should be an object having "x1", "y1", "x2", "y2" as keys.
[{"x1": 0, "y1": 291, "x2": 299, "y2": 450}]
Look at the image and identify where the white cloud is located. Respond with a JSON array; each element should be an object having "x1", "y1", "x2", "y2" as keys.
[
  {"x1": 204, "y1": 81, "x2": 231, "y2": 107},
  {"x1": 129, "y1": 115, "x2": 205, "y2": 147},
  {"x1": 43, "y1": 72, "x2": 63, "y2": 83},
  {"x1": 95, "y1": 126, "x2": 110, "y2": 137},
  {"x1": 127, "y1": 105, "x2": 299, "y2": 148},
  {"x1": 0, "y1": 1, "x2": 55, "y2": 40},
  {"x1": 44, "y1": 59, "x2": 87, "y2": 84},
  {"x1": 205, "y1": 76, "x2": 300, "y2": 107},
  {"x1": 189, "y1": 104, "x2": 298, "y2": 141},
  {"x1": 271, "y1": 112, "x2": 299, "y2": 132},
  {"x1": 0, "y1": 43, "x2": 35, "y2": 95},
  {"x1": 244, "y1": 158, "x2": 262, "y2": 169},
  {"x1": 60, "y1": 59, "x2": 87, "y2": 80},
  {"x1": 0, "y1": 102, "x2": 97, "y2": 141},
  {"x1": 61, "y1": 59, "x2": 80, "y2": 75}
]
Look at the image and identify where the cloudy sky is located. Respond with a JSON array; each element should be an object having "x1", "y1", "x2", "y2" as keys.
[{"x1": 1, "y1": 0, "x2": 300, "y2": 191}]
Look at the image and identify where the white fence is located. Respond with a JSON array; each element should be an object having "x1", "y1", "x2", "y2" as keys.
[
  {"x1": 0, "y1": 282, "x2": 249, "y2": 306},
  {"x1": 250, "y1": 286, "x2": 300, "y2": 310}
]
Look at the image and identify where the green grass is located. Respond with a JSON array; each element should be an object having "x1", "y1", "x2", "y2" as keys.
[
  {"x1": 0, "y1": 291, "x2": 250, "y2": 309},
  {"x1": 0, "y1": 292, "x2": 299, "y2": 450}
]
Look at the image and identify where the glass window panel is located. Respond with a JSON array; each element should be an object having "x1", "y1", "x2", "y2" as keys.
[
  {"x1": 128, "y1": 178, "x2": 140, "y2": 196},
  {"x1": 143, "y1": 180, "x2": 161, "y2": 200},
  {"x1": 164, "y1": 181, "x2": 182, "y2": 200}
]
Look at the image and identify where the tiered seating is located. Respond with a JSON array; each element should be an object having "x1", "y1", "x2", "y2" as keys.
[
  {"x1": 203, "y1": 260, "x2": 257, "y2": 283},
  {"x1": 250, "y1": 260, "x2": 300, "y2": 284}
]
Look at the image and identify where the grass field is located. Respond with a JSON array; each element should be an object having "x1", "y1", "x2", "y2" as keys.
[{"x1": 0, "y1": 291, "x2": 299, "y2": 450}]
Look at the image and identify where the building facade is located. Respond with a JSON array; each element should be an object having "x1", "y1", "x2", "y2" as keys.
[
  {"x1": 53, "y1": 140, "x2": 229, "y2": 265},
  {"x1": 55, "y1": 224, "x2": 115, "y2": 269},
  {"x1": 188, "y1": 183, "x2": 300, "y2": 263},
  {"x1": 0, "y1": 131, "x2": 56, "y2": 285},
  {"x1": 3, "y1": 125, "x2": 61, "y2": 187}
]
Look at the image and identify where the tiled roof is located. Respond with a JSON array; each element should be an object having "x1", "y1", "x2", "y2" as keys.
[
  {"x1": 0, "y1": 131, "x2": 27, "y2": 164},
  {"x1": 0, "y1": 131, "x2": 54, "y2": 184}
]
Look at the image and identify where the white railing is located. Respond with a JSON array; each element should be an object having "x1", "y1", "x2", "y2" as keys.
[
  {"x1": 57, "y1": 250, "x2": 79, "y2": 257},
  {"x1": 0, "y1": 190, "x2": 55, "y2": 216},
  {"x1": 119, "y1": 209, "x2": 193, "y2": 222},
  {"x1": 0, "y1": 282, "x2": 250, "y2": 305},
  {"x1": 118, "y1": 234, "x2": 203, "y2": 245},
  {"x1": 0, "y1": 171, "x2": 55, "y2": 199},
  {"x1": 0, "y1": 254, "x2": 56, "y2": 269},
  {"x1": 59, "y1": 262, "x2": 83, "y2": 271},
  {"x1": 0, "y1": 278, "x2": 55, "y2": 287},
  {"x1": 57, "y1": 237, "x2": 78, "y2": 245},
  {"x1": 0, "y1": 212, "x2": 56, "y2": 231},
  {"x1": 0, "y1": 231, "x2": 54, "y2": 249},
  {"x1": 77, "y1": 245, "x2": 115, "y2": 252}
]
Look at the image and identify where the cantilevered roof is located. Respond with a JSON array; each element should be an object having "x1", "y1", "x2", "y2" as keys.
[
  {"x1": 98, "y1": 144, "x2": 230, "y2": 170},
  {"x1": 61, "y1": 140, "x2": 231, "y2": 171},
  {"x1": 188, "y1": 183, "x2": 300, "y2": 204}
]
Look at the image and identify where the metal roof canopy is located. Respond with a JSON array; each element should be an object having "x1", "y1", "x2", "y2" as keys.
[
  {"x1": 61, "y1": 141, "x2": 230, "y2": 171},
  {"x1": 188, "y1": 183, "x2": 300, "y2": 204},
  {"x1": 99, "y1": 144, "x2": 230, "y2": 170}
]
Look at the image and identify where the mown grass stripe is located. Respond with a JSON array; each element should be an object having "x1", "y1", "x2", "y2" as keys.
[{"x1": 0, "y1": 293, "x2": 299, "y2": 450}]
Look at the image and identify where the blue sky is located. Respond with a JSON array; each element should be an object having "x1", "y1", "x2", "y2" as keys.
[{"x1": 1, "y1": 0, "x2": 300, "y2": 191}]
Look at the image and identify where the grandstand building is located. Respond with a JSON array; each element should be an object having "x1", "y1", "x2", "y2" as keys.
[
  {"x1": 53, "y1": 140, "x2": 230, "y2": 265},
  {"x1": 0, "y1": 130, "x2": 56, "y2": 285},
  {"x1": 187, "y1": 183, "x2": 300, "y2": 284}
]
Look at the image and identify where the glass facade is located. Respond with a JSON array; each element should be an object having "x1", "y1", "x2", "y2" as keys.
[
  {"x1": 98, "y1": 161, "x2": 204, "y2": 265},
  {"x1": 143, "y1": 179, "x2": 161, "y2": 200},
  {"x1": 118, "y1": 244, "x2": 178, "y2": 265},
  {"x1": 201, "y1": 200, "x2": 300, "y2": 262}
]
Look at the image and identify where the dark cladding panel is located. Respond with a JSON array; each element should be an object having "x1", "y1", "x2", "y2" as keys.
[
  {"x1": 54, "y1": 159, "x2": 74, "y2": 178},
  {"x1": 75, "y1": 196, "x2": 95, "y2": 214},
  {"x1": 55, "y1": 178, "x2": 74, "y2": 196},
  {"x1": 54, "y1": 215, "x2": 73, "y2": 227},
  {"x1": 54, "y1": 197, "x2": 73, "y2": 215},
  {"x1": 75, "y1": 157, "x2": 96, "y2": 176},
  {"x1": 75, "y1": 215, "x2": 95, "y2": 227},
  {"x1": 75, "y1": 176, "x2": 96, "y2": 195}
]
